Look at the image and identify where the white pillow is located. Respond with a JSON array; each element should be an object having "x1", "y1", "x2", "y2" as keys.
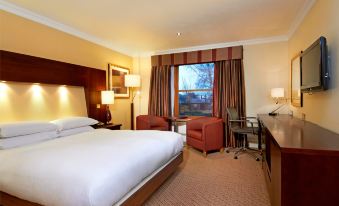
[
  {"x1": 59, "y1": 126, "x2": 94, "y2": 137},
  {"x1": 0, "y1": 131, "x2": 58, "y2": 149},
  {"x1": 0, "y1": 121, "x2": 58, "y2": 138},
  {"x1": 51, "y1": 117, "x2": 98, "y2": 131}
]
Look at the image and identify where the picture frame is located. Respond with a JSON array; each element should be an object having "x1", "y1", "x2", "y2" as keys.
[
  {"x1": 291, "y1": 53, "x2": 303, "y2": 107},
  {"x1": 108, "y1": 64, "x2": 130, "y2": 98}
]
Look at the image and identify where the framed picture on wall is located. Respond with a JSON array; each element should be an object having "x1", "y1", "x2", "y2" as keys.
[
  {"x1": 291, "y1": 53, "x2": 303, "y2": 107},
  {"x1": 108, "y1": 64, "x2": 130, "y2": 98}
]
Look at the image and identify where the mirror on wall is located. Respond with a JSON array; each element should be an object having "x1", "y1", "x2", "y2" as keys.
[{"x1": 291, "y1": 53, "x2": 303, "y2": 107}]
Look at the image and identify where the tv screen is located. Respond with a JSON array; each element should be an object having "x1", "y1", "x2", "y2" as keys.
[{"x1": 301, "y1": 36, "x2": 328, "y2": 92}]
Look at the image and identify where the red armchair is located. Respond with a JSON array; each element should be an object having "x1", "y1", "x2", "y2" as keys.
[
  {"x1": 186, "y1": 117, "x2": 224, "y2": 156},
  {"x1": 136, "y1": 115, "x2": 170, "y2": 131}
]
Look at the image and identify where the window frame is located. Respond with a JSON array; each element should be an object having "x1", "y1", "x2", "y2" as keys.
[{"x1": 173, "y1": 63, "x2": 214, "y2": 117}]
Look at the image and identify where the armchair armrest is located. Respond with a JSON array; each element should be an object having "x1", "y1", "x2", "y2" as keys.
[
  {"x1": 203, "y1": 119, "x2": 223, "y2": 128},
  {"x1": 229, "y1": 119, "x2": 256, "y2": 133},
  {"x1": 152, "y1": 116, "x2": 168, "y2": 126},
  {"x1": 202, "y1": 119, "x2": 224, "y2": 145},
  {"x1": 229, "y1": 119, "x2": 249, "y2": 127},
  {"x1": 240, "y1": 116, "x2": 257, "y2": 120},
  {"x1": 136, "y1": 118, "x2": 151, "y2": 130},
  {"x1": 240, "y1": 117, "x2": 259, "y2": 126},
  {"x1": 186, "y1": 117, "x2": 205, "y2": 130},
  {"x1": 229, "y1": 119, "x2": 249, "y2": 122}
]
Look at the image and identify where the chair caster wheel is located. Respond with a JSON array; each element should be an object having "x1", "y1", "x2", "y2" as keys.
[
  {"x1": 256, "y1": 158, "x2": 260, "y2": 161},
  {"x1": 234, "y1": 156, "x2": 238, "y2": 159}
]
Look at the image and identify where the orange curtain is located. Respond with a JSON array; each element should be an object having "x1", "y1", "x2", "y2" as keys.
[
  {"x1": 148, "y1": 65, "x2": 172, "y2": 117},
  {"x1": 213, "y1": 60, "x2": 246, "y2": 147}
]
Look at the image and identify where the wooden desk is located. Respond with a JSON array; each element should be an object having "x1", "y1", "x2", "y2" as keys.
[{"x1": 258, "y1": 114, "x2": 339, "y2": 206}]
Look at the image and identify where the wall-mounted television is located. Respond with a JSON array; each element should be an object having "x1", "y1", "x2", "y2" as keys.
[{"x1": 301, "y1": 36, "x2": 329, "y2": 93}]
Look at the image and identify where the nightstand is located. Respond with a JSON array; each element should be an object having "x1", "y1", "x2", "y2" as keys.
[{"x1": 93, "y1": 123, "x2": 122, "y2": 130}]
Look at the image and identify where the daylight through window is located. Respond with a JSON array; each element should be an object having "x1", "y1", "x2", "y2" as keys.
[{"x1": 175, "y1": 63, "x2": 214, "y2": 116}]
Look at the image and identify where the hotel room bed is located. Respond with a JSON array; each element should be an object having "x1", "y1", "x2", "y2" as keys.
[{"x1": 0, "y1": 129, "x2": 183, "y2": 206}]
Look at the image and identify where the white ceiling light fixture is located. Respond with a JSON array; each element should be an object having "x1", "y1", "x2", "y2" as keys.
[{"x1": 177, "y1": 32, "x2": 181, "y2": 36}]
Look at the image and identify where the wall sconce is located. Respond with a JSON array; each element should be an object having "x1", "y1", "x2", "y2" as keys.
[
  {"x1": 271, "y1": 88, "x2": 285, "y2": 104},
  {"x1": 0, "y1": 82, "x2": 8, "y2": 99},
  {"x1": 58, "y1": 85, "x2": 69, "y2": 103},
  {"x1": 269, "y1": 88, "x2": 286, "y2": 116}
]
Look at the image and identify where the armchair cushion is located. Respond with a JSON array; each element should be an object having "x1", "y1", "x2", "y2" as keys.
[
  {"x1": 150, "y1": 116, "x2": 168, "y2": 128},
  {"x1": 187, "y1": 130, "x2": 202, "y2": 140},
  {"x1": 136, "y1": 115, "x2": 169, "y2": 131}
]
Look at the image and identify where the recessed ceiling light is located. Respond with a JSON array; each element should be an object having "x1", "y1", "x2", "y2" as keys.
[{"x1": 177, "y1": 32, "x2": 181, "y2": 36}]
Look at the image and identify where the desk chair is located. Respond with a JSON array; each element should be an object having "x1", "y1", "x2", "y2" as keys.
[{"x1": 226, "y1": 107, "x2": 261, "y2": 161}]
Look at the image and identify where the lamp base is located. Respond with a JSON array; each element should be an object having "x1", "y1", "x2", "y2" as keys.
[
  {"x1": 269, "y1": 103, "x2": 285, "y2": 117},
  {"x1": 105, "y1": 105, "x2": 112, "y2": 124}
]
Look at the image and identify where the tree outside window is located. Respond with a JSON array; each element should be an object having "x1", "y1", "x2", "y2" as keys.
[{"x1": 175, "y1": 63, "x2": 214, "y2": 116}]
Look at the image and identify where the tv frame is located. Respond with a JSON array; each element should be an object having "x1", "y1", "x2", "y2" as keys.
[{"x1": 300, "y1": 36, "x2": 329, "y2": 93}]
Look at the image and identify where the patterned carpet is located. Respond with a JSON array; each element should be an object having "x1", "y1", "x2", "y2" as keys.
[{"x1": 145, "y1": 148, "x2": 271, "y2": 206}]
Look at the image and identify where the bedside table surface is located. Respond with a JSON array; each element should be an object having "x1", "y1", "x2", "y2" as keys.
[{"x1": 93, "y1": 123, "x2": 122, "y2": 130}]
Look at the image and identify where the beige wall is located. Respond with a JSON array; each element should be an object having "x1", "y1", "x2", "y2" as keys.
[
  {"x1": 288, "y1": 0, "x2": 339, "y2": 133},
  {"x1": 244, "y1": 42, "x2": 289, "y2": 117},
  {"x1": 132, "y1": 56, "x2": 152, "y2": 125},
  {"x1": 0, "y1": 11, "x2": 133, "y2": 129}
]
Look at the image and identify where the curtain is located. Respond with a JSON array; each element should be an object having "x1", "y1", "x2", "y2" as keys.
[
  {"x1": 148, "y1": 65, "x2": 172, "y2": 117},
  {"x1": 151, "y1": 46, "x2": 243, "y2": 67},
  {"x1": 213, "y1": 59, "x2": 246, "y2": 147}
]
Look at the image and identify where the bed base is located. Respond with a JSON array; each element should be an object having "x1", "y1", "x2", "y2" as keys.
[{"x1": 0, "y1": 152, "x2": 183, "y2": 206}]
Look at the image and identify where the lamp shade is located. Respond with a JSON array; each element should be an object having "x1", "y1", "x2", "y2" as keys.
[
  {"x1": 271, "y1": 88, "x2": 285, "y2": 98},
  {"x1": 101, "y1": 91, "x2": 114, "y2": 104},
  {"x1": 124, "y1": 74, "x2": 141, "y2": 87}
]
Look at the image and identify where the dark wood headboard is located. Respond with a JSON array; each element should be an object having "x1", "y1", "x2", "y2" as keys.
[{"x1": 0, "y1": 50, "x2": 106, "y2": 122}]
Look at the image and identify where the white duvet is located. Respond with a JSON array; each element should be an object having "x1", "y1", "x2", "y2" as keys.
[{"x1": 0, "y1": 129, "x2": 183, "y2": 206}]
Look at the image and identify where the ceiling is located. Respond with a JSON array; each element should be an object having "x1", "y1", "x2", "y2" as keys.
[{"x1": 2, "y1": 0, "x2": 313, "y2": 56}]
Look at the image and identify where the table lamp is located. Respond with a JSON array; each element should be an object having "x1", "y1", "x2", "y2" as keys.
[
  {"x1": 125, "y1": 74, "x2": 141, "y2": 130},
  {"x1": 269, "y1": 88, "x2": 285, "y2": 116},
  {"x1": 101, "y1": 90, "x2": 115, "y2": 124}
]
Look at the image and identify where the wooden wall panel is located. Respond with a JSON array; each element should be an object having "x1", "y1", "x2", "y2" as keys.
[
  {"x1": 0, "y1": 50, "x2": 86, "y2": 86},
  {"x1": 0, "y1": 50, "x2": 106, "y2": 122},
  {"x1": 87, "y1": 69, "x2": 107, "y2": 122}
]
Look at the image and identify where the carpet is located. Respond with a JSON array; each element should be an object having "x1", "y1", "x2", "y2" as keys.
[{"x1": 145, "y1": 148, "x2": 271, "y2": 206}]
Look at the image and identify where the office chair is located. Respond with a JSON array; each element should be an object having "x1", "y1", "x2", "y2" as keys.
[{"x1": 226, "y1": 107, "x2": 261, "y2": 161}]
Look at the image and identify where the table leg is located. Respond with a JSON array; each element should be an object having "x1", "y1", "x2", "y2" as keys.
[{"x1": 174, "y1": 121, "x2": 178, "y2": 133}]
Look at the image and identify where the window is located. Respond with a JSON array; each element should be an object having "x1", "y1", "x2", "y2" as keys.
[{"x1": 174, "y1": 63, "x2": 214, "y2": 116}]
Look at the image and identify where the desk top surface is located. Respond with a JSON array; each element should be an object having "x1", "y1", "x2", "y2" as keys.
[{"x1": 258, "y1": 114, "x2": 339, "y2": 152}]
